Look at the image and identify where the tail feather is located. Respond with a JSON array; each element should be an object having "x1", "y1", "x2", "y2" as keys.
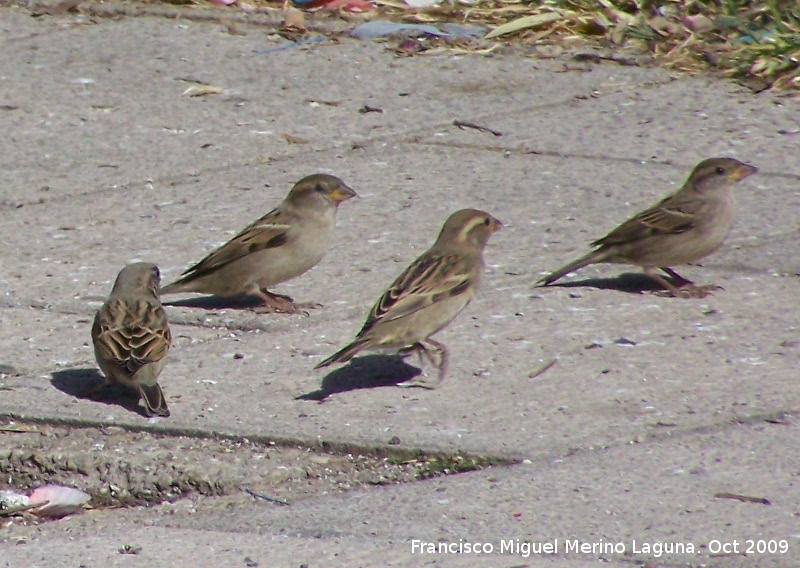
[
  {"x1": 314, "y1": 339, "x2": 369, "y2": 370},
  {"x1": 158, "y1": 278, "x2": 190, "y2": 296},
  {"x1": 139, "y1": 383, "x2": 170, "y2": 417},
  {"x1": 538, "y1": 250, "x2": 604, "y2": 286}
]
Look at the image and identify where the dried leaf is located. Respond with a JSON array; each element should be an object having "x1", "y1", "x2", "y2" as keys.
[
  {"x1": 282, "y1": 133, "x2": 309, "y2": 144},
  {"x1": 305, "y1": 99, "x2": 342, "y2": 106},
  {"x1": 329, "y1": 0, "x2": 374, "y2": 10},
  {"x1": 404, "y1": 0, "x2": 439, "y2": 7},
  {"x1": 283, "y1": 6, "x2": 306, "y2": 30},
  {"x1": 485, "y1": 11, "x2": 561, "y2": 40},
  {"x1": 225, "y1": 21, "x2": 248, "y2": 35},
  {"x1": 182, "y1": 85, "x2": 224, "y2": 97},
  {"x1": 609, "y1": 20, "x2": 629, "y2": 44},
  {"x1": 684, "y1": 14, "x2": 714, "y2": 33},
  {"x1": 648, "y1": 15, "x2": 681, "y2": 37},
  {"x1": 576, "y1": 16, "x2": 608, "y2": 36},
  {"x1": 596, "y1": 0, "x2": 635, "y2": 25}
]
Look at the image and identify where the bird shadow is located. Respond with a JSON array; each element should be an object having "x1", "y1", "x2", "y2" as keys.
[
  {"x1": 296, "y1": 355, "x2": 423, "y2": 402},
  {"x1": 50, "y1": 367, "x2": 150, "y2": 418},
  {"x1": 542, "y1": 272, "x2": 673, "y2": 295},
  {"x1": 161, "y1": 294, "x2": 263, "y2": 310}
]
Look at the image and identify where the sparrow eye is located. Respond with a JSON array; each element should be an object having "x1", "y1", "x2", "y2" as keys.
[
  {"x1": 715, "y1": 166, "x2": 725, "y2": 175},
  {"x1": 483, "y1": 218, "x2": 490, "y2": 226}
]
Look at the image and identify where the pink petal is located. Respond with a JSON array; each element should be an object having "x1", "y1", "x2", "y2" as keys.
[{"x1": 29, "y1": 485, "x2": 90, "y2": 518}]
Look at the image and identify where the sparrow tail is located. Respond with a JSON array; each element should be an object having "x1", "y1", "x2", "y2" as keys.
[
  {"x1": 139, "y1": 383, "x2": 170, "y2": 417},
  {"x1": 537, "y1": 250, "x2": 604, "y2": 286},
  {"x1": 157, "y1": 280, "x2": 187, "y2": 296},
  {"x1": 314, "y1": 339, "x2": 369, "y2": 370}
]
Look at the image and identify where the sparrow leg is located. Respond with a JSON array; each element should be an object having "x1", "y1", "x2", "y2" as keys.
[
  {"x1": 398, "y1": 343, "x2": 429, "y2": 371},
  {"x1": 644, "y1": 267, "x2": 683, "y2": 297},
  {"x1": 397, "y1": 344, "x2": 421, "y2": 358},
  {"x1": 660, "y1": 267, "x2": 694, "y2": 286},
  {"x1": 253, "y1": 289, "x2": 320, "y2": 315},
  {"x1": 648, "y1": 268, "x2": 721, "y2": 299},
  {"x1": 263, "y1": 289, "x2": 294, "y2": 303},
  {"x1": 426, "y1": 338, "x2": 449, "y2": 382},
  {"x1": 397, "y1": 340, "x2": 447, "y2": 389}
]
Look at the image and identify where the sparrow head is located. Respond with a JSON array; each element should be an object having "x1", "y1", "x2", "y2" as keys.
[
  {"x1": 437, "y1": 209, "x2": 503, "y2": 250},
  {"x1": 286, "y1": 174, "x2": 357, "y2": 210},
  {"x1": 110, "y1": 262, "x2": 161, "y2": 298},
  {"x1": 686, "y1": 157, "x2": 758, "y2": 193}
]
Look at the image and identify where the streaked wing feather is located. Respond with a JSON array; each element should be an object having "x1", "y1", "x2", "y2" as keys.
[
  {"x1": 179, "y1": 208, "x2": 292, "y2": 280},
  {"x1": 593, "y1": 194, "x2": 698, "y2": 248},
  {"x1": 357, "y1": 253, "x2": 472, "y2": 338},
  {"x1": 93, "y1": 299, "x2": 171, "y2": 375}
]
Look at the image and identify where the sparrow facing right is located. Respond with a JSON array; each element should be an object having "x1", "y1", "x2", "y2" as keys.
[
  {"x1": 315, "y1": 209, "x2": 503, "y2": 388},
  {"x1": 91, "y1": 263, "x2": 171, "y2": 417},
  {"x1": 160, "y1": 174, "x2": 357, "y2": 314},
  {"x1": 538, "y1": 157, "x2": 758, "y2": 298}
]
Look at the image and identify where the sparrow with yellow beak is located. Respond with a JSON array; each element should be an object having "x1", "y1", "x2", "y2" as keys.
[
  {"x1": 538, "y1": 157, "x2": 758, "y2": 297},
  {"x1": 160, "y1": 174, "x2": 357, "y2": 313}
]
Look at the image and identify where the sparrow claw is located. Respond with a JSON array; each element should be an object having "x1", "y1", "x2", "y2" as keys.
[
  {"x1": 682, "y1": 284, "x2": 723, "y2": 298},
  {"x1": 397, "y1": 376, "x2": 438, "y2": 389},
  {"x1": 651, "y1": 289, "x2": 674, "y2": 298},
  {"x1": 652, "y1": 283, "x2": 723, "y2": 299},
  {"x1": 253, "y1": 304, "x2": 310, "y2": 316},
  {"x1": 255, "y1": 290, "x2": 320, "y2": 315}
]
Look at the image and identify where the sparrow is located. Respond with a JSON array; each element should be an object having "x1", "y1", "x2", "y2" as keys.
[
  {"x1": 159, "y1": 174, "x2": 356, "y2": 314},
  {"x1": 91, "y1": 263, "x2": 171, "y2": 417},
  {"x1": 538, "y1": 157, "x2": 758, "y2": 298},
  {"x1": 315, "y1": 209, "x2": 502, "y2": 387}
]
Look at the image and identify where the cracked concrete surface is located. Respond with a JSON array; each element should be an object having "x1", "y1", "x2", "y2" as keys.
[{"x1": 1, "y1": 4, "x2": 800, "y2": 567}]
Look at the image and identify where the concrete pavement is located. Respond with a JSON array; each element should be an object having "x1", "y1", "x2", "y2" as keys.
[{"x1": 1, "y1": 4, "x2": 799, "y2": 566}]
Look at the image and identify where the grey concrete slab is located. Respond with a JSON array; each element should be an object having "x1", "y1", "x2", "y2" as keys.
[
  {"x1": 3, "y1": 417, "x2": 795, "y2": 567},
  {"x1": 1, "y1": 9, "x2": 654, "y2": 207},
  {"x1": 171, "y1": 418, "x2": 797, "y2": 568},
  {"x1": 3, "y1": 147, "x2": 798, "y2": 458},
  {"x1": 1, "y1": 4, "x2": 800, "y2": 567},
  {"x1": 416, "y1": 74, "x2": 800, "y2": 162}
]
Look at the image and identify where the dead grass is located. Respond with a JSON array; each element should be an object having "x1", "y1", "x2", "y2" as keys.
[
  {"x1": 374, "y1": 0, "x2": 800, "y2": 92},
  {"x1": 24, "y1": 0, "x2": 800, "y2": 91}
]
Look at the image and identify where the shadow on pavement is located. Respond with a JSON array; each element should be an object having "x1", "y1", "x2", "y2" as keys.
[
  {"x1": 51, "y1": 367, "x2": 150, "y2": 417},
  {"x1": 543, "y1": 272, "x2": 678, "y2": 294},
  {"x1": 297, "y1": 354, "x2": 422, "y2": 402},
  {"x1": 162, "y1": 294, "x2": 264, "y2": 310}
]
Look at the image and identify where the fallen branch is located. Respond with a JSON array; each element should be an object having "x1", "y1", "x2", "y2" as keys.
[
  {"x1": 243, "y1": 487, "x2": 290, "y2": 506},
  {"x1": 528, "y1": 358, "x2": 557, "y2": 379},
  {"x1": 714, "y1": 492, "x2": 770, "y2": 505}
]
